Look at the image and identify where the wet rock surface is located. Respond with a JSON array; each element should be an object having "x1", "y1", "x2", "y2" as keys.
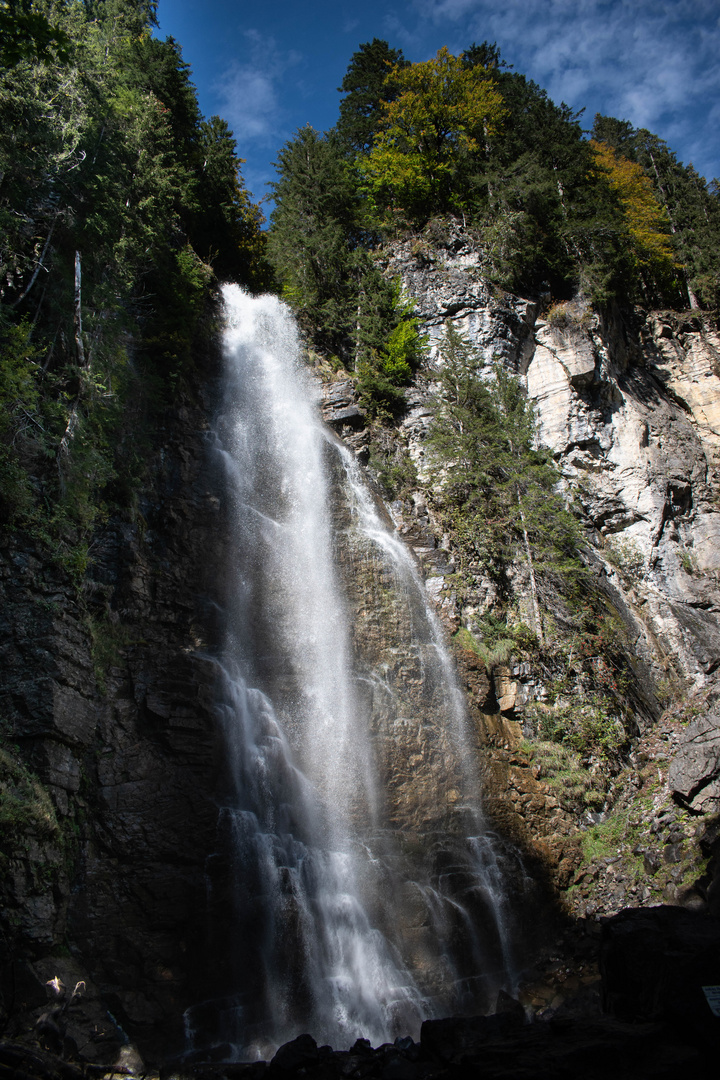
[{"x1": 0, "y1": 384, "x2": 226, "y2": 1062}]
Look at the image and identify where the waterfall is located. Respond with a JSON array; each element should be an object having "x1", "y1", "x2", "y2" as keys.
[{"x1": 188, "y1": 285, "x2": 520, "y2": 1060}]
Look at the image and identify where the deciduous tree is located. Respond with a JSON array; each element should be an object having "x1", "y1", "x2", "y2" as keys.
[{"x1": 359, "y1": 47, "x2": 505, "y2": 224}]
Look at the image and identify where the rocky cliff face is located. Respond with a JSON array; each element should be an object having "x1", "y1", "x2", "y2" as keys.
[
  {"x1": 323, "y1": 230, "x2": 720, "y2": 929},
  {"x1": 382, "y1": 236, "x2": 720, "y2": 690},
  {"x1": 0, "y1": 373, "x2": 227, "y2": 1063},
  {"x1": 3, "y1": 242, "x2": 720, "y2": 1065}
]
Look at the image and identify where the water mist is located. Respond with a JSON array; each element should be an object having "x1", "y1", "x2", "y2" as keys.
[{"x1": 186, "y1": 286, "x2": 520, "y2": 1060}]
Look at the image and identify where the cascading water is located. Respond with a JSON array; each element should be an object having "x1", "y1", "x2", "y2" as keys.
[{"x1": 188, "y1": 285, "x2": 522, "y2": 1059}]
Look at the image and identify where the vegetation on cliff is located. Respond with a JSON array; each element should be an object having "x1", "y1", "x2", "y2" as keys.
[
  {"x1": 0, "y1": 0, "x2": 267, "y2": 572},
  {"x1": 268, "y1": 38, "x2": 718, "y2": 383},
  {"x1": 427, "y1": 323, "x2": 585, "y2": 623},
  {"x1": 266, "y1": 34, "x2": 719, "y2": 781}
]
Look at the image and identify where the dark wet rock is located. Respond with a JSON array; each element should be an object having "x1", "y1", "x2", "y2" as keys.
[
  {"x1": 600, "y1": 906, "x2": 720, "y2": 1026},
  {"x1": 270, "y1": 1033, "x2": 319, "y2": 1071},
  {"x1": 0, "y1": 387, "x2": 224, "y2": 1063},
  {"x1": 669, "y1": 694, "x2": 720, "y2": 813},
  {"x1": 326, "y1": 404, "x2": 366, "y2": 431},
  {"x1": 420, "y1": 1012, "x2": 524, "y2": 1063}
]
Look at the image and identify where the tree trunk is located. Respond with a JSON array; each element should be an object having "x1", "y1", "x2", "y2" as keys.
[
  {"x1": 74, "y1": 250, "x2": 86, "y2": 368},
  {"x1": 516, "y1": 485, "x2": 544, "y2": 646},
  {"x1": 12, "y1": 217, "x2": 57, "y2": 309}
]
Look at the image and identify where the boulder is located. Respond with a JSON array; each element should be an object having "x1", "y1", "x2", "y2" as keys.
[
  {"x1": 669, "y1": 698, "x2": 720, "y2": 813},
  {"x1": 270, "y1": 1033, "x2": 319, "y2": 1071}
]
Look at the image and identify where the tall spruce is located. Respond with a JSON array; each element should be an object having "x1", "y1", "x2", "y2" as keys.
[
  {"x1": 335, "y1": 38, "x2": 408, "y2": 156},
  {"x1": 427, "y1": 324, "x2": 586, "y2": 637},
  {"x1": 268, "y1": 125, "x2": 362, "y2": 355}
]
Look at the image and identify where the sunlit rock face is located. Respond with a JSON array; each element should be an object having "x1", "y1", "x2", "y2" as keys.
[
  {"x1": 188, "y1": 286, "x2": 534, "y2": 1062},
  {"x1": 527, "y1": 307, "x2": 720, "y2": 687},
  {"x1": 383, "y1": 233, "x2": 720, "y2": 696}
]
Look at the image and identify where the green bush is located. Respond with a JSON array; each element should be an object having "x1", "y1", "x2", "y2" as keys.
[{"x1": 0, "y1": 746, "x2": 61, "y2": 848}]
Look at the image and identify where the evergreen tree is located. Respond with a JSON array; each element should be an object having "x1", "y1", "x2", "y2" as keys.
[
  {"x1": 335, "y1": 38, "x2": 408, "y2": 156},
  {"x1": 0, "y1": 0, "x2": 70, "y2": 66},
  {"x1": 427, "y1": 324, "x2": 586, "y2": 637},
  {"x1": 190, "y1": 116, "x2": 268, "y2": 286},
  {"x1": 268, "y1": 125, "x2": 363, "y2": 353}
]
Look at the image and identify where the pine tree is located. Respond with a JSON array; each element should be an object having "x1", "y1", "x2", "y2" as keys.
[
  {"x1": 427, "y1": 324, "x2": 586, "y2": 638},
  {"x1": 335, "y1": 38, "x2": 407, "y2": 156}
]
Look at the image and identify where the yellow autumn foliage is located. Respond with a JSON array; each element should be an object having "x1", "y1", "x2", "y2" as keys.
[
  {"x1": 359, "y1": 47, "x2": 505, "y2": 222},
  {"x1": 590, "y1": 139, "x2": 677, "y2": 277}
]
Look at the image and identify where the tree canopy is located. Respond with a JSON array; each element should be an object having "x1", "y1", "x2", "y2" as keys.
[
  {"x1": 0, "y1": 0, "x2": 267, "y2": 568},
  {"x1": 590, "y1": 139, "x2": 678, "y2": 297},
  {"x1": 359, "y1": 47, "x2": 506, "y2": 224}
]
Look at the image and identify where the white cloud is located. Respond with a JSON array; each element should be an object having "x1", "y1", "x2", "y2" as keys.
[
  {"x1": 213, "y1": 30, "x2": 301, "y2": 148},
  {"x1": 403, "y1": 0, "x2": 720, "y2": 176}
]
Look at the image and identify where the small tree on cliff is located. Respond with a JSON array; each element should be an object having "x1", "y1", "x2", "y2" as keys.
[{"x1": 427, "y1": 324, "x2": 586, "y2": 641}]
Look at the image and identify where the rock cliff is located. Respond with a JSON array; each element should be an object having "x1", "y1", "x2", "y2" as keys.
[
  {"x1": 323, "y1": 228, "x2": 720, "y2": 931},
  {"x1": 0, "y1": 370, "x2": 226, "y2": 1063},
  {"x1": 3, "y1": 237, "x2": 720, "y2": 1065}
]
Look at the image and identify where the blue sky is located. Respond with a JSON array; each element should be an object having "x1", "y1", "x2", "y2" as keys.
[{"x1": 156, "y1": 0, "x2": 720, "y2": 207}]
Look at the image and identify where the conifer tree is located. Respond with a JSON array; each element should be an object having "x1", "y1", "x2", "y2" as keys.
[
  {"x1": 335, "y1": 38, "x2": 407, "y2": 156},
  {"x1": 427, "y1": 324, "x2": 585, "y2": 637},
  {"x1": 268, "y1": 125, "x2": 362, "y2": 353}
]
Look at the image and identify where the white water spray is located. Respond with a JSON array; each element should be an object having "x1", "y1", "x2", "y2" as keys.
[{"x1": 188, "y1": 286, "x2": 520, "y2": 1058}]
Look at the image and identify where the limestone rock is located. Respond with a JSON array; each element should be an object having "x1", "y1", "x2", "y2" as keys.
[
  {"x1": 669, "y1": 694, "x2": 720, "y2": 813},
  {"x1": 384, "y1": 235, "x2": 720, "y2": 694}
]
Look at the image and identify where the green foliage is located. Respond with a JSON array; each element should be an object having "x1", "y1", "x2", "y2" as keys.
[
  {"x1": 524, "y1": 740, "x2": 607, "y2": 813},
  {"x1": 335, "y1": 38, "x2": 408, "y2": 156},
  {"x1": 190, "y1": 115, "x2": 269, "y2": 286},
  {"x1": 604, "y1": 534, "x2": 645, "y2": 576},
  {"x1": 590, "y1": 139, "x2": 680, "y2": 301},
  {"x1": 454, "y1": 613, "x2": 539, "y2": 668},
  {"x1": 359, "y1": 47, "x2": 506, "y2": 226},
  {"x1": 368, "y1": 440, "x2": 417, "y2": 498},
  {"x1": 0, "y1": 744, "x2": 61, "y2": 849},
  {"x1": 269, "y1": 39, "x2": 719, "y2": 312},
  {"x1": 0, "y1": 0, "x2": 70, "y2": 67},
  {"x1": 592, "y1": 113, "x2": 720, "y2": 309},
  {"x1": 88, "y1": 614, "x2": 141, "y2": 692},
  {"x1": 545, "y1": 300, "x2": 593, "y2": 331},
  {"x1": 0, "y1": 0, "x2": 265, "y2": 581},
  {"x1": 268, "y1": 126, "x2": 362, "y2": 353},
  {"x1": 427, "y1": 323, "x2": 587, "y2": 598},
  {"x1": 454, "y1": 626, "x2": 516, "y2": 668},
  {"x1": 527, "y1": 695, "x2": 626, "y2": 761},
  {"x1": 357, "y1": 290, "x2": 427, "y2": 418},
  {"x1": 580, "y1": 809, "x2": 635, "y2": 862},
  {"x1": 267, "y1": 128, "x2": 426, "y2": 399}
]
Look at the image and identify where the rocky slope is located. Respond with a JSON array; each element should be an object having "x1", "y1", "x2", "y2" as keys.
[
  {"x1": 322, "y1": 227, "x2": 720, "y2": 929},
  {"x1": 0, "y1": 367, "x2": 227, "y2": 1063}
]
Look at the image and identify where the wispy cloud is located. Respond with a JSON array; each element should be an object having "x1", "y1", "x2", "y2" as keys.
[
  {"x1": 213, "y1": 30, "x2": 301, "y2": 150},
  {"x1": 407, "y1": 0, "x2": 720, "y2": 177}
]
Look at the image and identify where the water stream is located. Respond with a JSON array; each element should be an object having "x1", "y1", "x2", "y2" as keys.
[{"x1": 187, "y1": 285, "x2": 520, "y2": 1059}]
